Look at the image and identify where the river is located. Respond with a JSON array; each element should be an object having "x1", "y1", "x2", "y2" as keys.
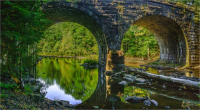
[{"x1": 36, "y1": 57, "x2": 199, "y2": 109}]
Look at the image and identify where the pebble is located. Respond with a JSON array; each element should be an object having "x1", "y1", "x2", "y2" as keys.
[
  {"x1": 165, "y1": 106, "x2": 170, "y2": 109},
  {"x1": 185, "y1": 107, "x2": 190, "y2": 109}
]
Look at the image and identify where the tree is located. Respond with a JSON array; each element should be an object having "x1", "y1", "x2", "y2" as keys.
[
  {"x1": 37, "y1": 22, "x2": 99, "y2": 57},
  {"x1": 122, "y1": 25, "x2": 159, "y2": 58},
  {"x1": 1, "y1": 1, "x2": 52, "y2": 89}
]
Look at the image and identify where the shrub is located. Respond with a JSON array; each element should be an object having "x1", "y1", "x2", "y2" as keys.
[{"x1": 82, "y1": 59, "x2": 98, "y2": 65}]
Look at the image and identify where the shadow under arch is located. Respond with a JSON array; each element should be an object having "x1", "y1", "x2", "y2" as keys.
[
  {"x1": 41, "y1": 1, "x2": 108, "y2": 67},
  {"x1": 122, "y1": 15, "x2": 189, "y2": 66}
]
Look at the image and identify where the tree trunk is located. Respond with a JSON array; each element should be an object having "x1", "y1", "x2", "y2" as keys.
[{"x1": 147, "y1": 44, "x2": 149, "y2": 58}]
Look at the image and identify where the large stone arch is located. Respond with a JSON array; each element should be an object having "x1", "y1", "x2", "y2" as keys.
[{"x1": 41, "y1": 1, "x2": 109, "y2": 67}]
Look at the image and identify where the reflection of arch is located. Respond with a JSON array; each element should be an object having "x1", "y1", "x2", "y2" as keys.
[
  {"x1": 120, "y1": 15, "x2": 189, "y2": 65},
  {"x1": 41, "y1": 1, "x2": 108, "y2": 66}
]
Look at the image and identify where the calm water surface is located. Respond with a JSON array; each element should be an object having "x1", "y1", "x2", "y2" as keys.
[
  {"x1": 36, "y1": 58, "x2": 98, "y2": 105},
  {"x1": 37, "y1": 58, "x2": 200, "y2": 109}
]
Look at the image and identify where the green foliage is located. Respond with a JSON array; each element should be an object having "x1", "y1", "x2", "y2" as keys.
[
  {"x1": 1, "y1": 1, "x2": 52, "y2": 88},
  {"x1": 167, "y1": 0, "x2": 200, "y2": 23},
  {"x1": 82, "y1": 59, "x2": 98, "y2": 65},
  {"x1": 0, "y1": 82, "x2": 17, "y2": 89},
  {"x1": 122, "y1": 25, "x2": 159, "y2": 57},
  {"x1": 37, "y1": 22, "x2": 98, "y2": 56},
  {"x1": 0, "y1": 94, "x2": 9, "y2": 98},
  {"x1": 24, "y1": 84, "x2": 33, "y2": 95}
]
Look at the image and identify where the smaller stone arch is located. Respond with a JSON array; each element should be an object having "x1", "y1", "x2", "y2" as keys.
[{"x1": 120, "y1": 14, "x2": 189, "y2": 65}]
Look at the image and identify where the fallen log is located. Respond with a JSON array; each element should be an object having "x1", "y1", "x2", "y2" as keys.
[{"x1": 126, "y1": 67, "x2": 200, "y2": 89}]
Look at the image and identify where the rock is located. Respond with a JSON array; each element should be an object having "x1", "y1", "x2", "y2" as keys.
[
  {"x1": 123, "y1": 77, "x2": 134, "y2": 82},
  {"x1": 30, "y1": 85, "x2": 40, "y2": 93},
  {"x1": 59, "y1": 100, "x2": 69, "y2": 107},
  {"x1": 185, "y1": 107, "x2": 190, "y2": 109},
  {"x1": 126, "y1": 67, "x2": 135, "y2": 72},
  {"x1": 93, "y1": 106, "x2": 98, "y2": 108},
  {"x1": 145, "y1": 96, "x2": 151, "y2": 100},
  {"x1": 179, "y1": 76, "x2": 188, "y2": 79},
  {"x1": 55, "y1": 101, "x2": 61, "y2": 107},
  {"x1": 111, "y1": 72, "x2": 122, "y2": 77},
  {"x1": 29, "y1": 94, "x2": 44, "y2": 102},
  {"x1": 125, "y1": 96, "x2": 146, "y2": 103},
  {"x1": 108, "y1": 95, "x2": 120, "y2": 102},
  {"x1": 158, "y1": 66, "x2": 163, "y2": 70},
  {"x1": 118, "y1": 81, "x2": 127, "y2": 85},
  {"x1": 67, "y1": 104, "x2": 75, "y2": 108},
  {"x1": 124, "y1": 74, "x2": 135, "y2": 79},
  {"x1": 136, "y1": 83, "x2": 145, "y2": 85},
  {"x1": 139, "y1": 68, "x2": 145, "y2": 71},
  {"x1": 190, "y1": 77, "x2": 197, "y2": 81},
  {"x1": 144, "y1": 99, "x2": 151, "y2": 106},
  {"x1": 150, "y1": 100, "x2": 158, "y2": 106},
  {"x1": 135, "y1": 78, "x2": 146, "y2": 83},
  {"x1": 165, "y1": 106, "x2": 170, "y2": 109},
  {"x1": 23, "y1": 78, "x2": 40, "y2": 84}
]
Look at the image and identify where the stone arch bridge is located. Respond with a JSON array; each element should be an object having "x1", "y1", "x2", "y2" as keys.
[{"x1": 41, "y1": 0, "x2": 199, "y2": 67}]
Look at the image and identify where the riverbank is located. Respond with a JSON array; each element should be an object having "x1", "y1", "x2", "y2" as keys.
[
  {"x1": 39, "y1": 55, "x2": 98, "y2": 60},
  {"x1": 0, "y1": 76, "x2": 75, "y2": 109}
]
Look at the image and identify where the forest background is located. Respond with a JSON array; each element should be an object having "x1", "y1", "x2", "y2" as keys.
[{"x1": 37, "y1": 22, "x2": 160, "y2": 58}]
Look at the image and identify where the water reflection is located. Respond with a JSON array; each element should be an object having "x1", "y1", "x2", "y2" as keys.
[
  {"x1": 36, "y1": 58, "x2": 98, "y2": 105},
  {"x1": 37, "y1": 58, "x2": 199, "y2": 109},
  {"x1": 126, "y1": 61, "x2": 200, "y2": 78},
  {"x1": 76, "y1": 70, "x2": 199, "y2": 109}
]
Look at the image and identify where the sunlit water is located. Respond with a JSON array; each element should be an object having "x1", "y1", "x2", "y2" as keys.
[
  {"x1": 125, "y1": 60, "x2": 200, "y2": 78},
  {"x1": 37, "y1": 58, "x2": 199, "y2": 109}
]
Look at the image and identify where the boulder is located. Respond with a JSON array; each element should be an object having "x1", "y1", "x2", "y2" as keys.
[
  {"x1": 135, "y1": 78, "x2": 146, "y2": 83},
  {"x1": 124, "y1": 74, "x2": 135, "y2": 79},
  {"x1": 150, "y1": 100, "x2": 158, "y2": 106},
  {"x1": 144, "y1": 99, "x2": 151, "y2": 106},
  {"x1": 118, "y1": 81, "x2": 127, "y2": 85},
  {"x1": 125, "y1": 96, "x2": 146, "y2": 103}
]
